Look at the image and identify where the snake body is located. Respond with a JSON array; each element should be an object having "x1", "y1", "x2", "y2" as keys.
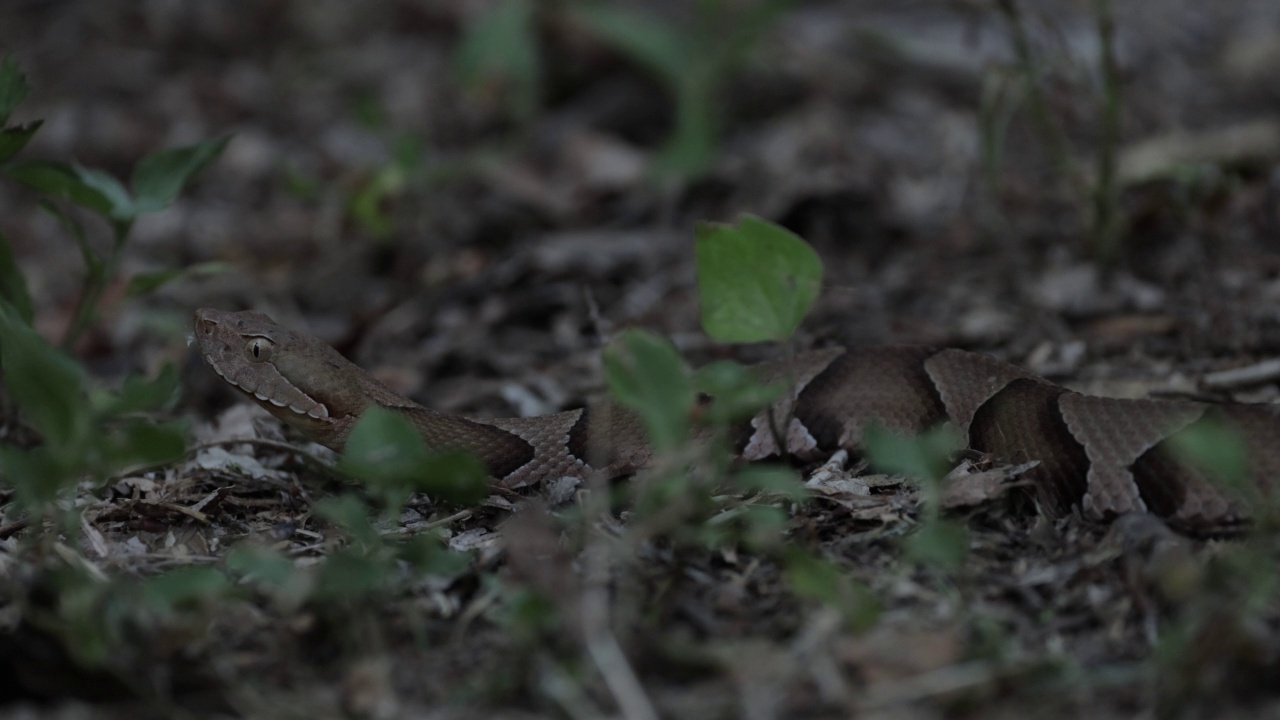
[{"x1": 194, "y1": 308, "x2": 1279, "y2": 534}]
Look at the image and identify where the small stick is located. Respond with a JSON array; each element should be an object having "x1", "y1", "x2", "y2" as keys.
[{"x1": 1200, "y1": 359, "x2": 1280, "y2": 390}]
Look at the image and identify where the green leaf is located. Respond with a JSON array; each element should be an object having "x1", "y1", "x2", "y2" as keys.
[
  {"x1": 227, "y1": 546, "x2": 311, "y2": 608},
  {"x1": 314, "y1": 548, "x2": 393, "y2": 600},
  {"x1": 70, "y1": 162, "x2": 135, "y2": 218},
  {"x1": 0, "y1": 301, "x2": 88, "y2": 447},
  {"x1": 741, "y1": 504, "x2": 789, "y2": 545},
  {"x1": 314, "y1": 494, "x2": 382, "y2": 550},
  {"x1": 393, "y1": 134, "x2": 425, "y2": 174},
  {"x1": 455, "y1": 0, "x2": 542, "y2": 120},
  {"x1": 1166, "y1": 416, "x2": 1249, "y2": 491},
  {"x1": 227, "y1": 546, "x2": 299, "y2": 587},
  {"x1": 100, "y1": 420, "x2": 187, "y2": 471},
  {"x1": 603, "y1": 329, "x2": 694, "y2": 452},
  {"x1": 704, "y1": 503, "x2": 789, "y2": 550},
  {"x1": 5, "y1": 160, "x2": 117, "y2": 217},
  {"x1": 351, "y1": 91, "x2": 387, "y2": 130},
  {"x1": 692, "y1": 359, "x2": 783, "y2": 425},
  {"x1": 130, "y1": 134, "x2": 231, "y2": 213},
  {"x1": 95, "y1": 364, "x2": 181, "y2": 415},
  {"x1": 784, "y1": 548, "x2": 880, "y2": 631},
  {"x1": 279, "y1": 162, "x2": 321, "y2": 202},
  {"x1": 732, "y1": 465, "x2": 805, "y2": 502},
  {"x1": 651, "y1": 69, "x2": 719, "y2": 178},
  {"x1": 51, "y1": 570, "x2": 119, "y2": 667},
  {"x1": 337, "y1": 407, "x2": 488, "y2": 506},
  {"x1": 0, "y1": 55, "x2": 30, "y2": 126},
  {"x1": 0, "y1": 445, "x2": 74, "y2": 504},
  {"x1": 346, "y1": 164, "x2": 405, "y2": 238},
  {"x1": 863, "y1": 424, "x2": 961, "y2": 485},
  {"x1": 413, "y1": 450, "x2": 488, "y2": 504},
  {"x1": 125, "y1": 261, "x2": 233, "y2": 298},
  {"x1": 396, "y1": 537, "x2": 472, "y2": 576},
  {"x1": 696, "y1": 216, "x2": 823, "y2": 343},
  {"x1": 142, "y1": 567, "x2": 230, "y2": 611},
  {"x1": 785, "y1": 548, "x2": 846, "y2": 606},
  {"x1": 0, "y1": 119, "x2": 41, "y2": 163},
  {"x1": 904, "y1": 519, "x2": 969, "y2": 569},
  {"x1": 37, "y1": 199, "x2": 99, "y2": 273},
  {"x1": 497, "y1": 585, "x2": 560, "y2": 641},
  {"x1": 0, "y1": 230, "x2": 33, "y2": 323},
  {"x1": 570, "y1": 3, "x2": 688, "y2": 84}
]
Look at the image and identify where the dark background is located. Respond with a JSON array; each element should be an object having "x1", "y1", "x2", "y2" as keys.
[{"x1": 3, "y1": 0, "x2": 1280, "y2": 716}]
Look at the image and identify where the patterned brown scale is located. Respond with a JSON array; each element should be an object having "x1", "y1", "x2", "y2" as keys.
[
  {"x1": 1130, "y1": 432, "x2": 1242, "y2": 531},
  {"x1": 1057, "y1": 395, "x2": 1205, "y2": 522},
  {"x1": 790, "y1": 346, "x2": 948, "y2": 451},
  {"x1": 735, "y1": 347, "x2": 846, "y2": 461},
  {"x1": 922, "y1": 348, "x2": 1042, "y2": 432},
  {"x1": 966, "y1": 379, "x2": 1091, "y2": 517},
  {"x1": 1127, "y1": 404, "x2": 1280, "y2": 531},
  {"x1": 195, "y1": 308, "x2": 1280, "y2": 535},
  {"x1": 1216, "y1": 404, "x2": 1280, "y2": 493},
  {"x1": 395, "y1": 407, "x2": 537, "y2": 480}
]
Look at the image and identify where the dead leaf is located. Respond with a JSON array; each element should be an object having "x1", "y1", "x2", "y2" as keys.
[{"x1": 940, "y1": 460, "x2": 1035, "y2": 510}]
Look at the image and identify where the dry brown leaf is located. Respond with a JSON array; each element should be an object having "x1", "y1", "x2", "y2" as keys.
[{"x1": 941, "y1": 460, "x2": 1036, "y2": 510}]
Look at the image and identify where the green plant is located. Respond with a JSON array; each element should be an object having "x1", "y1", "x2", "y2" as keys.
[
  {"x1": 600, "y1": 216, "x2": 817, "y2": 544},
  {"x1": 0, "y1": 56, "x2": 231, "y2": 349},
  {"x1": 864, "y1": 424, "x2": 969, "y2": 570},
  {"x1": 0, "y1": 56, "x2": 227, "y2": 530},
  {"x1": 220, "y1": 409, "x2": 484, "y2": 608},
  {"x1": 338, "y1": 406, "x2": 489, "y2": 512},
  {"x1": 453, "y1": 0, "x2": 789, "y2": 179},
  {"x1": 0, "y1": 56, "x2": 249, "y2": 699},
  {"x1": 1088, "y1": 0, "x2": 1122, "y2": 263},
  {"x1": 455, "y1": 0, "x2": 542, "y2": 124},
  {"x1": 570, "y1": 0, "x2": 790, "y2": 179},
  {"x1": 0, "y1": 302, "x2": 186, "y2": 530},
  {"x1": 597, "y1": 216, "x2": 887, "y2": 632},
  {"x1": 986, "y1": 0, "x2": 1124, "y2": 263},
  {"x1": 695, "y1": 215, "x2": 822, "y2": 345},
  {"x1": 216, "y1": 407, "x2": 486, "y2": 610}
]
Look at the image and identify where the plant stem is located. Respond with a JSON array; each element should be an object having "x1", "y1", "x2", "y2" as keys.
[
  {"x1": 1091, "y1": 0, "x2": 1123, "y2": 264},
  {"x1": 62, "y1": 223, "x2": 129, "y2": 350},
  {"x1": 994, "y1": 0, "x2": 1078, "y2": 188}
]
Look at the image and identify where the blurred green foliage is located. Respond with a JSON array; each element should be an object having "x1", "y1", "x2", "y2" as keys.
[
  {"x1": 0, "y1": 56, "x2": 229, "y2": 528},
  {"x1": 570, "y1": 0, "x2": 790, "y2": 178},
  {"x1": 604, "y1": 329, "x2": 695, "y2": 453},
  {"x1": 456, "y1": 0, "x2": 542, "y2": 124},
  {"x1": 338, "y1": 406, "x2": 489, "y2": 509},
  {"x1": 985, "y1": 0, "x2": 1124, "y2": 263},
  {"x1": 0, "y1": 56, "x2": 240, "y2": 677},
  {"x1": 596, "y1": 215, "x2": 889, "y2": 632},
  {"x1": 453, "y1": 0, "x2": 790, "y2": 179},
  {"x1": 0, "y1": 56, "x2": 231, "y2": 348},
  {"x1": 0, "y1": 302, "x2": 185, "y2": 521}
]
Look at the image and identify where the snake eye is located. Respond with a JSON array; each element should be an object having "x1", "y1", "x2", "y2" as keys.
[{"x1": 245, "y1": 338, "x2": 275, "y2": 362}]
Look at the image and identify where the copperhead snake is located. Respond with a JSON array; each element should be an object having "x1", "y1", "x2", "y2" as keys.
[{"x1": 194, "y1": 308, "x2": 1280, "y2": 535}]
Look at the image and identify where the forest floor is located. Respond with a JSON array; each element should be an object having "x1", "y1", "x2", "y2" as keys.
[{"x1": 4, "y1": 1, "x2": 1280, "y2": 718}]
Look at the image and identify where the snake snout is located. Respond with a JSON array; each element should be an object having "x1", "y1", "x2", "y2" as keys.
[{"x1": 193, "y1": 308, "x2": 228, "y2": 335}]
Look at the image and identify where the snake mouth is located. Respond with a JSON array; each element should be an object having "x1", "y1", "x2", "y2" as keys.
[{"x1": 205, "y1": 358, "x2": 331, "y2": 421}]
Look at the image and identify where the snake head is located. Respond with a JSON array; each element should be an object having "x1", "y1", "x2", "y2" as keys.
[{"x1": 193, "y1": 308, "x2": 381, "y2": 446}]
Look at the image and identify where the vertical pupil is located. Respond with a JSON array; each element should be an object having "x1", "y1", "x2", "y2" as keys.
[{"x1": 252, "y1": 342, "x2": 260, "y2": 358}]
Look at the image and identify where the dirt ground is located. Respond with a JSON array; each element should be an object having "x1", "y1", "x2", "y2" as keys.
[{"x1": 4, "y1": 1, "x2": 1280, "y2": 718}]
